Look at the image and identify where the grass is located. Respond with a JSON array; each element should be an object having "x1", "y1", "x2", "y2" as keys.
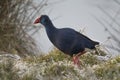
[
  {"x1": 94, "y1": 56, "x2": 120, "y2": 80},
  {"x1": 0, "y1": 49, "x2": 120, "y2": 80},
  {"x1": 0, "y1": 58, "x2": 19, "y2": 80}
]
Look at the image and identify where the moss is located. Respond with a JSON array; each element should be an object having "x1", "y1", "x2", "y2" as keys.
[
  {"x1": 21, "y1": 74, "x2": 36, "y2": 80},
  {"x1": 48, "y1": 49, "x2": 71, "y2": 61},
  {"x1": 94, "y1": 56, "x2": 120, "y2": 80},
  {"x1": 80, "y1": 53, "x2": 102, "y2": 67},
  {"x1": 0, "y1": 58, "x2": 19, "y2": 80},
  {"x1": 0, "y1": 49, "x2": 120, "y2": 80},
  {"x1": 23, "y1": 49, "x2": 71, "y2": 64},
  {"x1": 43, "y1": 63, "x2": 76, "y2": 76}
]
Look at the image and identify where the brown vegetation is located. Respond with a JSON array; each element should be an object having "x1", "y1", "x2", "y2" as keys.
[{"x1": 0, "y1": 0, "x2": 48, "y2": 56}]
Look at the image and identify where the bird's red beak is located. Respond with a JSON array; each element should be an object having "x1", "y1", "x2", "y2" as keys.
[{"x1": 34, "y1": 17, "x2": 40, "y2": 24}]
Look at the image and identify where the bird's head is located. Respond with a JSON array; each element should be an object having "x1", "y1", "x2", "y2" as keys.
[{"x1": 34, "y1": 15, "x2": 51, "y2": 26}]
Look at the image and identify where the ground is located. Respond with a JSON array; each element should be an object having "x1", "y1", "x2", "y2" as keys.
[{"x1": 0, "y1": 49, "x2": 120, "y2": 80}]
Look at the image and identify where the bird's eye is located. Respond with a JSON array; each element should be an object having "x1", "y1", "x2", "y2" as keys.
[{"x1": 41, "y1": 18, "x2": 47, "y2": 23}]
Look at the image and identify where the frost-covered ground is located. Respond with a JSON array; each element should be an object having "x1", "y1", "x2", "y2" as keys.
[{"x1": 0, "y1": 49, "x2": 120, "y2": 80}]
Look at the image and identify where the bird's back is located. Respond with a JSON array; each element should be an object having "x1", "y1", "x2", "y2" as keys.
[
  {"x1": 50, "y1": 28, "x2": 99, "y2": 56},
  {"x1": 75, "y1": 31, "x2": 99, "y2": 49}
]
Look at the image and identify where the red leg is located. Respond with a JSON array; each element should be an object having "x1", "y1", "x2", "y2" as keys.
[
  {"x1": 72, "y1": 56, "x2": 80, "y2": 65},
  {"x1": 72, "y1": 51, "x2": 86, "y2": 66}
]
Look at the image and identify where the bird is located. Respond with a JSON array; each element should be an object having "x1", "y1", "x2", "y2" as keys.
[{"x1": 34, "y1": 15, "x2": 99, "y2": 65}]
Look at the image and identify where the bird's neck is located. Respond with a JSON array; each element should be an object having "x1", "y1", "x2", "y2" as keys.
[
  {"x1": 44, "y1": 21, "x2": 57, "y2": 32},
  {"x1": 44, "y1": 22, "x2": 57, "y2": 42}
]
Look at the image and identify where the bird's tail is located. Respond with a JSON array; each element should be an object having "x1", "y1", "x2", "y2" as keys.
[{"x1": 93, "y1": 41, "x2": 99, "y2": 46}]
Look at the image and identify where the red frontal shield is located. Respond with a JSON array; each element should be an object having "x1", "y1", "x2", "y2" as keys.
[{"x1": 34, "y1": 17, "x2": 40, "y2": 24}]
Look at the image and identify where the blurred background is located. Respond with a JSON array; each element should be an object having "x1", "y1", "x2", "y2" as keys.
[
  {"x1": 0, "y1": 0, "x2": 120, "y2": 57},
  {"x1": 34, "y1": 0, "x2": 120, "y2": 55}
]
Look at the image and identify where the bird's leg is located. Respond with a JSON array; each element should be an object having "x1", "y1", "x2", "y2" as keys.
[
  {"x1": 73, "y1": 56, "x2": 80, "y2": 65},
  {"x1": 72, "y1": 51, "x2": 86, "y2": 66}
]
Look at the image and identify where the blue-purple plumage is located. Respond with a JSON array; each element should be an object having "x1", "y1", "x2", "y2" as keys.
[{"x1": 34, "y1": 15, "x2": 99, "y2": 57}]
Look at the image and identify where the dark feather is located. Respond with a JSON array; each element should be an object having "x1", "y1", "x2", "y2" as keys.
[{"x1": 37, "y1": 15, "x2": 99, "y2": 56}]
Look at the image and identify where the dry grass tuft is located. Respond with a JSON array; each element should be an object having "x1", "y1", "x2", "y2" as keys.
[{"x1": 0, "y1": 0, "x2": 48, "y2": 56}]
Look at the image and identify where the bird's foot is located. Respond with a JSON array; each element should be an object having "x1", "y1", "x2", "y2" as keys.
[
  {"x1": 72, "y1": 56, "x2": 80, "y2": 67},
  {"x1": 72, "y1": 51, "x2": 86, "y2": 68}
]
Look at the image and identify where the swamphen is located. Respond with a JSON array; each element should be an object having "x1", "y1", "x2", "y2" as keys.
[{"x1": 34, "y1": 15, "x2": 99, "y2": 65}]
